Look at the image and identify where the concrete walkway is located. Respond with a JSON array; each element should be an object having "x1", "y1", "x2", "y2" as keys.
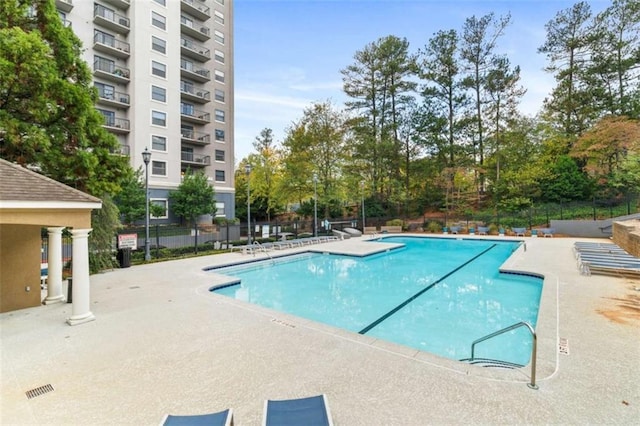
[{"x1": 1, "y1": 235, "x2": 638, "y2": 425}]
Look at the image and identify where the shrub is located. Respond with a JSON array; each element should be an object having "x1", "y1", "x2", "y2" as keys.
[{"x1": 425, "y1": 221, "x2": 442, "y2": 233}]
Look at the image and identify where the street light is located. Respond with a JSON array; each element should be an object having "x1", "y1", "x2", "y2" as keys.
[
  {"x1": 142, "y1": 147, "x2": 151, "y2": 261},
  {"x1": 245, "y1": 164, "x2": 251, "y2": 245},
  {"x1": 313, "y1": 173, "x2": 318, "y2": 237},
  {"x1": 361, "y1": 181, "x2": 365, "y2": 231}
]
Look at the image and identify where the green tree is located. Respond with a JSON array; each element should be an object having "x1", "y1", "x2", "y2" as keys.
[
  {"x1": 0, "y1": 0, "x2": 129, "y2": 195},
  {"x1": 169, "y1": 170, "x2": 215, "y2": 253},
  {"x1": 539, "y1": 155, "x2": 591, "y2": 202},
  {"x1": 538, "y1": 1, "x2": 594, "y2": 142},
  {"x1": 0, "y1": 0, "x2": 131, "y2": 271},
  {"x1": 113, "y1": 168, "x2": 145, "y2": 226},
  {"x1": 89, "y1": 195, "x2": 120, "y2": 273},
  {"x1": 252, "y1": 128, "x2": 283, "y2": 222},
  {"x1": 460, "y1": 12, "x2": 511, "y2": 192}
]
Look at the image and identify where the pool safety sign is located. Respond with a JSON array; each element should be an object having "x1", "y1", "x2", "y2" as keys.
[{"x1": 118, "y1": 234, "x2": 137, "y2": 250}]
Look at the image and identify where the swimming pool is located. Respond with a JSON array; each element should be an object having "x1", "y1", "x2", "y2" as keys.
[{"x1": 212, "y1": 237, "x2": 543, "y2": 366}]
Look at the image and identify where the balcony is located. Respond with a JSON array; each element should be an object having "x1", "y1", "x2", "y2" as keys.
[
  {"x1": 93, "y1": 60, "x2": 130, "y2": 84},
  {"x1": 94, "y1": 33, "x2": 130, "y2": 59},
  {"x1": 181, "y1": 129, "x2": 211, "y2": 146},
  {"x1": 181, "y1": 17, "x2": 210, "y2": 42},
  {"x1": 180, "y1": 0, "x2": 210, "y2": 21},
  {"x1": 102, "y1": 0, "x2": 130, "y2": 10},
  {"x1": 103, "y1": 117, "x2": 130, "y2": 134},
  {"x1": 180, "y1": 62, "x2": 210, "y2": 83},
  {"x1": 180, "y1": 85, "x2": 210, "y2": 104},
  {"x1": 113, "y1": 144, "x2": 130, "y2": 156},
  {"x1": 55, "y1": 0, "x2": 73, "y2": 12},
  {"x1": 97, "y1": 89, "x2": 130, "y2": 109},
  {"x1": 181, "y1": 37, "x2": 210, "y2": 62},
  {"x1": 180, "y1": 108, "x2": 210, "y2": 124},
  {"x1": 181, "y1": 152, "x2": 211, "y2": 167},
  {"x1": 94, "y1": 5, "x2": 130, "y2": 34}
]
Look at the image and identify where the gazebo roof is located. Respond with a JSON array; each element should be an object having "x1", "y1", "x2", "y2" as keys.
[{"x1": 0, "y1": 159, "x2": 101, "y2": 204}]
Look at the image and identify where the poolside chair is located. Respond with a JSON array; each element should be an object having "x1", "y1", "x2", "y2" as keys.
[
  {"x1": 512, "y1": 227, "x2": 526, "y2": 237},
  {"x1": 263, "y1": 394, "x2": 333, "y2": 426},
  {"x1": 450, "y1": 226, "x2": 460, "y2": 234},
  {"x1": 477, "y1": 226, "x2": 489, "y2": 235},
  {"x1": 541, "y1": 228, "x2": 555, "y2": 237},
  {"x1": 161, "y1": 408, "x2": 233, "y2": 426}
]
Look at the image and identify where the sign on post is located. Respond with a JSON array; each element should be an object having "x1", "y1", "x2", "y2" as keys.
[{"x1": 118, "y1": 234, "x2": 138, "y2": 250}]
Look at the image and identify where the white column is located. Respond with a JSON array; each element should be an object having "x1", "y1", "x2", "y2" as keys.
[
  {"x1": 66, "y1": 228, "x2": 95, "y2": 326},
  {"x1": 44, "y1": 227, "x2": 66, "y2": 304}
]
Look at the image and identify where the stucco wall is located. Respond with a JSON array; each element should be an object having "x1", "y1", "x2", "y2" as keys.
[
  {"x1": 612, "y1": 220, "x2": 640, "y2": 257},
  {"x1": 0, "y1": 225, "x2": 42, "y2": 312}
]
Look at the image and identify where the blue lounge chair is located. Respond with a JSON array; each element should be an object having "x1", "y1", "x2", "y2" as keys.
[
  {"x1": 161, "y1": 409, "x2": 233, "y2": 426},
  {"x1": 477, "y1": 226, "x2": 489, "y2": 235},
  {"x1": 263, "y1": 394, "x2": 333, "y2": 426},
  {"x1": 512, "y1": 227, "x2": 526, "y2": 237}
]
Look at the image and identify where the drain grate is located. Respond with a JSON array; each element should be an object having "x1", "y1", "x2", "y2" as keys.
[
  {"x1": 559, "y1": 337, "x2": 570, "y2": 355},
  {"x1": 26, "y1": 384, "x2": 54, "y2": 399}
]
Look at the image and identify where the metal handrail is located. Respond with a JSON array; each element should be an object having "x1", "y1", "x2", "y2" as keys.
[{"x1": 470, "y1": 321, "x2": 538, "y2": 389}]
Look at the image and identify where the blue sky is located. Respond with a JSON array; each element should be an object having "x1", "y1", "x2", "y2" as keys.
[{"x1": 233, "y1": 0, "x2": 609, "y2": 164}]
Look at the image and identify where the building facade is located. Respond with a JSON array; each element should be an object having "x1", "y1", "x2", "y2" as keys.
[{"x1": 55, "y1": 0, "x2": 235, "y2": 222}]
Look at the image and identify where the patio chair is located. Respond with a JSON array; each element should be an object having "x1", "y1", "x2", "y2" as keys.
[
  {"x1": 541, "y1": 228, "x2": 555, "y2": 237},
  {"x1": 450, "y1": 226, "x2": 460, "y2": 234},
  {"x1": 512, "y1": 227, "x2": 526, "y2": 237},
  {"x1": 263, "y1": 394, "x2": 333, "y2": 426},
  {"x1": 161, "y1": 408, "x2": 233, "y2": 426},
  {"x1": 477, "y1": 226, "x2": 489, "y2": 235}
]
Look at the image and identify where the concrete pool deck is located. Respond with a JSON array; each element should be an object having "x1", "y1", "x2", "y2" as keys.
[{"x1": 1, "y1": 234, "x2": 638, "y2": 425}]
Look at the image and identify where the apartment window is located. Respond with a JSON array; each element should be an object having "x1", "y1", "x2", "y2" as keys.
[
  {"x1": 215, "y1": 129, "x2": 225, "y2": 141},
  {"x1": 214, "y1": 11, "x2": 224, "y2": 25},
  {"x1": 97, "y1": 109, "x2": 115, "y2": 126},
  {"x1": 95, "y1": 82, "x2": 115, "y2": 100},
  {"x1": 181, "y1": 15, "x2": 193, "y2": 28},
  {"x1": 215, "y1": 150, "x2": 225, "y2": 162},
  {"x1": 152, "y1": 12, "x2": 166, "y2": 30},
  {"x1": 152, "y1": 161, "x2": 167, "y2": 176},
  {"x1": 214, "y1": 50, "x2": 224, "y2": 63},
  {"x1": 152, "y1": 36, "x2": 166, "y2": 54},
  {"x1": 215, "y1": 202, "x2": 225, "y2": 217},
  {"x1": 153, "y1": 0, "x2": 166, "y2": 6},
  {"x1": 151, "y1": 135, "x2": 167, "y2": 151},
  {"x1": 214, "y1": 70, "x2": 225, "y2": 83},
  {"x1": 180, "y1": 80, "x2": 194, "y2": 94},
  {"x1": 95, "y1": 30, "x2": 115, "y2": 47},
  {"x1": 215, "y1": 109, "x2": 225, "y2": 122},
  {"x1": 181, "y1": 58, "x2": 193, "y2": 72},
  {"x1": 152, "y1": 110, "x2": 166, "y2": 126},
  {"x1": 215, "y1": 170, "x2": 225, "y2": 182},
  {"x1": 214, "y1": 89, "x2": 225, "y2": 102},
  {"x1": 150, "y1": 199, "x2": 168, "y2": 219},
  {"x1": 214, "y1": 30, "x2": 224, "y2": 45},
  {"x1": 151, "y1": 60, "x2": 166, "y2": 78},
  {"x1": 151, "y1": 85, "x2": 166, "y2": 102},
  {"x1": 215, "y1": 0, "x2": 225, "y2": 5},
  {"x1": 181, "y1": 102, "x2": 194, "y2": 116}
]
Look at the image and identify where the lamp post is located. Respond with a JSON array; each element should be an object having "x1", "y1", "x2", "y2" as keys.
[
  {"x1": 245, "y1": 164, "x2": 251, "y2": 245},
  {"x1": 360, "y1": 181, "x2": 365, "y2": 230},
  {"x1": 313, "y1": 172, "x2": 318, "y2": 237},
  {"x1": 142, "y1": 148, "x2": 151, "y2": 261}
]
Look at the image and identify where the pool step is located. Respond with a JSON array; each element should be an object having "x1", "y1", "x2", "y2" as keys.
[{"x1": 459, "y1": 357, "x2": 524, "y2": 369}]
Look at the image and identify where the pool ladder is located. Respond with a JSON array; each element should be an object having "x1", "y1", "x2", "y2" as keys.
[{"x1": 465, "y1": 321, "x2": 538, "y2": 390}]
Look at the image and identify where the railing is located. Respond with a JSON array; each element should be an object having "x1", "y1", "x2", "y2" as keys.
[
  {"x1": 94, "y1": 32, "x2": 130, "y2": 53},
  {"x1": 103, "y1": 117, "x2": 130, "y2": 130},
  {"x1": 469, "y1": 321, "x2": 538, "y2": 389},
  {"x1": 180, "y1": 108, "x2": 210, "y2": 122},
  {"x1": 180, "y1": 37, "x2": 210, "y2": 58},
  {"x1": 180, "y1": 129, "x2": 210, "y2": 144},
  {"x1": 97, "y1": 90, "x2": 130, "y2": 105},
  {"x1": 94, "y1": 4, "x2": 130, "y2": 28},
  {"x1": 93, "y1": 59, "x2": 130, "y2": 79},
  {"x1": 180, "y1": 83, "x2": 210, "y2": 101},
  {"x1": 181, "y1": 152, "x2": 210, "y2": 165}
]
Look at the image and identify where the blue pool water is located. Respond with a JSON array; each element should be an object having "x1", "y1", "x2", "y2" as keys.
[{"x1": 212, "y1": 237, "x2": 542, "y2": 365}]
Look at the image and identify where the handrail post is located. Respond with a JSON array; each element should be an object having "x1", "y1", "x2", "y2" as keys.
[{"x1": 470, "y1": 321, "x2": 538, "y2": 390}]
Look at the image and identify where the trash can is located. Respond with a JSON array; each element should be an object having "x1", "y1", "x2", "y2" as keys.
[{"x1": 117, "y1": 247, "x2": 131, "y2": 268}]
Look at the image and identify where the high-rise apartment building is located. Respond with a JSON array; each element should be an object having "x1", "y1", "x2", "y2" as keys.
[{"x1": 55, "y1": 0, "x2": 235, "y2": 221}]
